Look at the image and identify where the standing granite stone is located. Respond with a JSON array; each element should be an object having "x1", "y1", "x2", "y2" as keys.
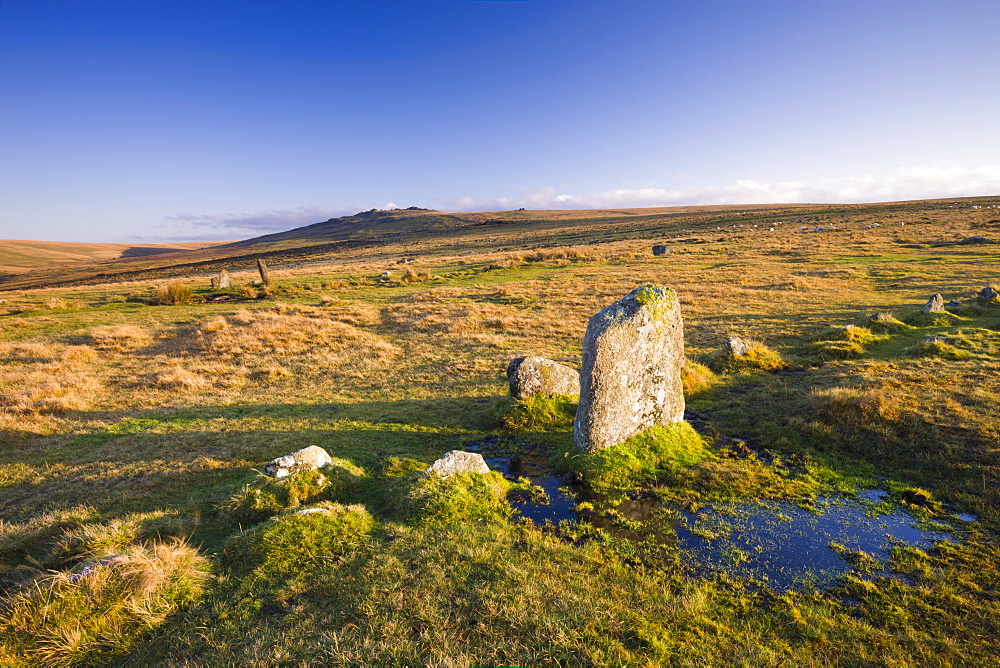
[
  {"x1": 424, "y1": 450, "x2": 491, "y2": 477},
  {"x1": 264, "y1": 445, "x2": 332, "y2": 479},
  {"x1": 215, "y1": 269, "x2": 232, "y2": 289},
  {"x1": 506, "y1": 356, "x2": 580, "y2": 399},
  {"x1": 652, "y1": 244, "x2": 669, "y2": 256},
  {"x1": 574, "y1": 285, "x2": 685, "y2": 453},
  {"x1": 922, "y1": 294, "x2": 946, "y2": 313},
  {"x1": 257, "y1": 258, "x2": 271, "y2": 285}
]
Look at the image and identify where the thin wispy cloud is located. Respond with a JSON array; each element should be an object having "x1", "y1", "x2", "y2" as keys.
[
  {"x1": 444, "y1": 164, "x2": 1000, "y2": 212},
  {"x1": 163, "y1": 206, "x2": 350, "y2": 239}
]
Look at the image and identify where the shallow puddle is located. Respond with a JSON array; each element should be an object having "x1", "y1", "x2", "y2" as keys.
[
  {"x1": 472, "y1": 445, "x2": 964, "y2": 591},
  {"x1": 676, "y1": 497, "x2": 954, "y2": 590}
]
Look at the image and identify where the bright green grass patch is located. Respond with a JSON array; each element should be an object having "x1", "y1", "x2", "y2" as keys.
[
  {"x1": 497, "y1": 393, "x2": 577, "y2": 432},
  {"x1": 402, "y1": 471, "x2": 512, "y2": 527},
  {"x1": 222, "y1": 503, "x2": 375, "y2": 580},
  {"x1": 574, "y1": 422, "x2": 714, "y2": 494}
]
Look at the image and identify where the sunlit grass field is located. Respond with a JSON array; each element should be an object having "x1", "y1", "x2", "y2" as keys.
[{"x1": 2, "y1": 198, "x2": 999, "y2": 665}]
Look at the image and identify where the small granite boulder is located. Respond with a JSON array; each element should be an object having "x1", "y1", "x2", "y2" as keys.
[
  {"x1": 215, "y1": 269, "x2": 232, "y2": 289},
  {"x1": 960, "y1": 236, "x2": 993, "y2": 245},
  {"x1": 922, "y1": 294, "x2": 946, "y2": 313},
  {"x1": 652, "y1": 244, "x2": 670, "y2": 256},
  {"x1": 506, "y1": 356, "x2": 580, "y2": 399},
  {"x1": 264, "y1": 445, "x2": 332, "y2": 479},
  {"x1": 424, "y1": 451, "x2": 491, "y2": 478},
  {"x1": 724, "y1": 336, "x2": 752, "y2": 357},
  {"x1": 978, "y1": 286, "x2": 999, "y2": 300}
]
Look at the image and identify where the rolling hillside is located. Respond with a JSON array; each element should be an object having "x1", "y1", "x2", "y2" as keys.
[{"x1": 0, "y1": 239, "x2": 225, "y2": 275}]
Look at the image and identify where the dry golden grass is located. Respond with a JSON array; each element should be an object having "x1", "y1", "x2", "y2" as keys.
[
  {"x1": 0, "y1": 539, "x2": 209, "y2": 667},
  {"x1": 88, "y1": 324, "x2": 154, "y2": 351}
]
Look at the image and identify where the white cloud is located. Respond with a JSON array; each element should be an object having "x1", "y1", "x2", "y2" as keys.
[
  {"x1": 163, "y1": 206, "x2": 351, "y2": 239},
  {"x1": 443, "y1": 164, "x2": 1000, "y2": 212}
]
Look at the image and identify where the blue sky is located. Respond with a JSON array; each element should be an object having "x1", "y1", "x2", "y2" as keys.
[{"x1": 2, "y1": 0, "x2": 999, "y2": 242}]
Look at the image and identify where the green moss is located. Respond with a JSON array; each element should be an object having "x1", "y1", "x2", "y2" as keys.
[{"x1": 575, "y1": 422, "x2": 714, "y2": 494}]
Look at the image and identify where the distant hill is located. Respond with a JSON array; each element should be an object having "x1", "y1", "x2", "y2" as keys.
[
  {"x1": 0, "y1": 239, "x2": 226, "y2": 274},
  {"x1": 2, "y1": 196, "x2": 996, "y2": 291}
]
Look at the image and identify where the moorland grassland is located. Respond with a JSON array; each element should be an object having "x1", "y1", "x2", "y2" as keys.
[{"x1": 1, "y1": 198, "x2": 999, "y2": 665}]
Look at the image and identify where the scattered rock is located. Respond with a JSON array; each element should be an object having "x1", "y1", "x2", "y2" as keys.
[
  {"x1": 959, "y1": 236, "x2": 993, "y2": 245},
  {"x1": 424, "y1": 450, "x2": 491, "y2": 477},
  {"x1": 70, "y1": 555, "x2": 130, "y2": 582},
  {"x1": 506, "y1": 356, "x2": 580, "y2": 399},
  {"x1": 946, "y1": 300, "x2": 962, "y2": 307},
  {"x1": 295, "y1": 507, "x2": 332, "y2": 516},
  {"x1": 652, "y1": 244, "x2": 670, "y2": 256},
  {"x1": 574, "y1": 285, "x2": 686, "y2": 453},
  {"x1": 978, "y1": 286, "x2": 999, "y2": 300},
  {"x1": 922, "y1": 294, "x2": 946, "y2": 313},
  {"x1": 264, "y1": 445, "x2": 332, "y2": 479},
  {"x1": 723, "y1": 336, "x2": 752, "y2": 357},
  {"x1": 215, "y1": 269, "x2": 232, "y2": 289}
]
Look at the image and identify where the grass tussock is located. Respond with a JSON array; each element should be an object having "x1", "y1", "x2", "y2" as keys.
[
  {"x1": 220, "y1": 465, "x2": 365, "y2": 528},
  {"x1": 681, "y1": 360, "x2": 718, "y2": 396},
  {"x1": 0, "y1": 540, "x2": 208, "y2": 667},
  {"x1": 810, "y1": 324, "x2": 889, "y2": 359},
  {"x1": 153, "y1": 282, "x2": 195, "y2": 306},
  {"x1": 865, "y1": 311, "x2": 911, "y2": 334},
  {"x1": 195, "y1": 305, "x2": 399, "y2": 372},
  {"x1": 88, "y1": 324, "x2": 153, "y2": 351},
  {"x1": 498, "y1": 394, "x2": 577, "y2": 432},
  {"x1": 706, "y1": 339, "x2": 784, "y2": 373}
]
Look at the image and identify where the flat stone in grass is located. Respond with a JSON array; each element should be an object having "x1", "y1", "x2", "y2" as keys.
[
  {"x1": 574, "y1": 285, "x2": 685, "y2": 453},
  {"x1": 922, "y1": 294, "x2": 946, "y2": 313},
  {"x1": 506, "y1": 356, "x2": 580, "y2": 399},
  {"x1": 264, "y1": 445, "x2": 332, "y2": 479},
  {"x1": 424, "y1": 450, "x2": 491, "y2": 477}
]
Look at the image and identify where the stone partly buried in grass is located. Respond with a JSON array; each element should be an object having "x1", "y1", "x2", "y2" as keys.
[
  {"x1": 424, "y1": 450, "x2": 491, "y2": 477},
  {"x1": 506, "y1": 356, "x2": 580, "y2": 399},
  {"x1": 264, "y1": 445, "x2": 332, "y2": 479},
  {"x1": 574, "y1": 285, "x2": 685, "y2": 453}
]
